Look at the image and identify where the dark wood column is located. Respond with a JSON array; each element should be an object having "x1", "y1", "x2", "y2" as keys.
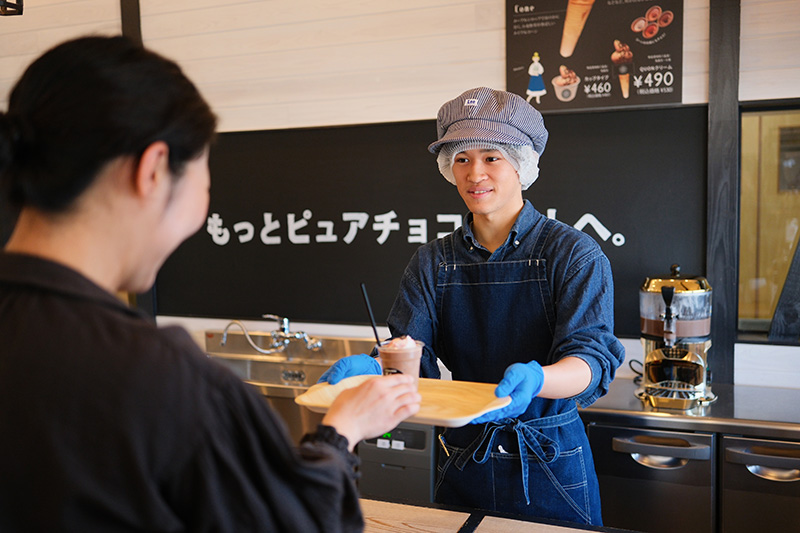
[
  {"x1": 120, "y1": 0, "x2": 142, "y2": 46},
  {"x1": 706, "y1": 0, "x2": 740, "y2": 384}
]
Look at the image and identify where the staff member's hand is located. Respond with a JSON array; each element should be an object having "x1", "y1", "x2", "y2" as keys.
[
  {"x1": 318, "y1": 353, "x2": 381, "y2": 384},
  {"x1": 470, "y1": 361, "x2": 544, "y2": 424},
  {"x1": 323, "y1": 375, "x2": 421, "y2": 451}
]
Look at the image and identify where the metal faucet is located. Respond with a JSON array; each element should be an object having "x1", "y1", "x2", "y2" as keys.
[
  {"x1": 660, "y1": 287, "x2": 678, "y2": 347},
  {"x1": 220, "y1": 320, "x2": 285, "y2": 354},
  {"x1": 262, "y1": 314, "x2": 323, "y2": 351}
]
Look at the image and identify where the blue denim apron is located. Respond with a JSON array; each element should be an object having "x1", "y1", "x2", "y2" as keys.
[{"x1": 433, "y1": 218, "x2": 603, "y2": 525}]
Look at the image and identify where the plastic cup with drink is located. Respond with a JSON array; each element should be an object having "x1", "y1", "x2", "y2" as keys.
[{"x1": 377, "y1": 336, "x2": 423, "y2": 389}]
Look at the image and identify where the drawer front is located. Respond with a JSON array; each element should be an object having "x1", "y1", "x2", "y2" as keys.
[
  {"x1": 588, "y1": 423, "x2": 715, "y2": 533},
  {"x1": 721, "y1": 435, "x2": 800, "y2": 533}
]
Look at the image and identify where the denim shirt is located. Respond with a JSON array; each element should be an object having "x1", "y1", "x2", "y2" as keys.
[{"x1": 387, "y1": 200, "x2": 625, "y2": 407}]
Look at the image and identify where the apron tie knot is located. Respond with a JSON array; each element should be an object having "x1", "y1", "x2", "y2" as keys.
[{"x1": 454, "y1": 407, "x2": 579, "y2": 505}]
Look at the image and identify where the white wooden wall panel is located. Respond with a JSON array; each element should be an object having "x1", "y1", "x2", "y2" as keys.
[
  {"x1": 179, "y1": 31, "x2": 502, "y2": 86},
  {"x1": 140, "y1": 0, "x2": 507, "y2": 132},
  {"x1": 0, "y1": 0, "x2": 121, "y2": 110},
  {"x1": 739, "y1": 0, "x2": 800, "y2": 101},
  {"x1": 142, "y1": 0, "x2": 502, "y2": 43}
]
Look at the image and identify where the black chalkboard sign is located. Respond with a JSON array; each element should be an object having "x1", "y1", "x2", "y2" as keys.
[
  {"x1": 156, "y1": 120, "x2": 464, "y2": 326},
  {"x1": 155, "y1": 106, "x2": 708, "y2": 337}
]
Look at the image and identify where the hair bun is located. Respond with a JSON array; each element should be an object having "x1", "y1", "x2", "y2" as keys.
[{"x1": 0, "y1": 111, "x2": 32, "y2": 173}]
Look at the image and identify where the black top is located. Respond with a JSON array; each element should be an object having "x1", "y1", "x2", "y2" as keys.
[{"x1": 0, "y1": 252, "x2": 362, "y2": 532}]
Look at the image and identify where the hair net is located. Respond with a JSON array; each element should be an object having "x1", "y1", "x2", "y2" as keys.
[{"x1": 436, "y1": 141, "x2": 541, "y2": 190}]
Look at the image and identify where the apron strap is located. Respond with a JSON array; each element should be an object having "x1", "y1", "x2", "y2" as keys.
[
  {"x1": 441, "y1": 233, "x2": 455, "y2": 269},
  {"x1": 529, "y1": 216, "x2": 557, "y2": 260}
]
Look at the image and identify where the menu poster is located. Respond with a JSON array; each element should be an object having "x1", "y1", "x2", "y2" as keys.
[{"x1": 506, "y1": 0, "x2": 683, "y2": 112}]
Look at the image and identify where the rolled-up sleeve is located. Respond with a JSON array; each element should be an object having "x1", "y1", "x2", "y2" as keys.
[
  {"x1": 386, "y1": 248, "x2": 443, "y2": 379},
  {"x1": 550, "y1": 245, "x2": 625, "y2": 407}
]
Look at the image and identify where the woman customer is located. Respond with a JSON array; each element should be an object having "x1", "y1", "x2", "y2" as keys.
[
  {"x1": 322, "y1": 87, "x2": 625, "y2": 526},
  {"x1": 0, "y1": 35, "x2": 420, "y2": 532}
]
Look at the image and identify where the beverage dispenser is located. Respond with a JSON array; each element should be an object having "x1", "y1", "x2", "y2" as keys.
[{"x1": 636, "y1": 264, "x2": 717, "y2": 409}]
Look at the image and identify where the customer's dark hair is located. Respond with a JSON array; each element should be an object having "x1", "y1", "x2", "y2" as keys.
[{"x1": 0, "y1": 35, "x2": 217, "y2": 212}]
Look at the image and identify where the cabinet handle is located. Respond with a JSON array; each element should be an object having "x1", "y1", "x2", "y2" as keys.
[
  {"x1": 612, "y1": 436, "x2": 711, "y2": 460},
  {"x1": 726, "y1": 447, "x2": 800, "y2": 471}
]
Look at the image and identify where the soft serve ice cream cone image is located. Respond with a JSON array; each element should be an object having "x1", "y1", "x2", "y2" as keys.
[
  {"x1": 560, "y1": 0, "x2": 595, "y2": 57},
  {"x1": 551, "y1": 65, "x2": 580, "y2": 102},
  {"x1": 610, "y1": 39, "x2": 634, "y2": 99}
]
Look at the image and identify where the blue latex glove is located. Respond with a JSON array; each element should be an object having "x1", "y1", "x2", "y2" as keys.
[
  {"x1": 318, "y1": 353, "x2": 381, "y2": 385},
  {"x1": 470, "y1": 361, "x2": 544, "y2": 424}
]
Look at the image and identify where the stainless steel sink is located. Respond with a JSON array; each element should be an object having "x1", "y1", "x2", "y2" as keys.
[
  {"x1": 205, "y1": 328, "x2": 376, "y2": 386},
  {"x1": 205, "y1": 321, "x2": 376, "y2": 443}
]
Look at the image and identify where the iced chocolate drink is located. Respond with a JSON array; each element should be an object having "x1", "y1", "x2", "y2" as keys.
[
  {"x1": 560, "y1": 0, "x2": 595, "y2": 57},
  {"x1": 378, "y1": 336, "x2": 423, "y2": 388}
]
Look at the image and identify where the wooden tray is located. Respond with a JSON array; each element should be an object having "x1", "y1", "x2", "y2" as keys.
[{"x1": 295, "y1": 375, "x2": 510, "y2": 427}]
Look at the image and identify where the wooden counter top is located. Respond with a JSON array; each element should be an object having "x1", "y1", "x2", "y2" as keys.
[
  {"x1": 361, "y1": 498, "x2": 468, "y2": 532},
  {"x1": 360, "y1": 499, "x2": 617, "y2": 532},
  {"x1": 476, "y1": 516, "x2": 588, "y2": 532}
]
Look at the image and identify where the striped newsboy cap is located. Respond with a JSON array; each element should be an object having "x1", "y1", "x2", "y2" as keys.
[{"x1": 427, "y1": 87, "x2": 548, "y2": 156}]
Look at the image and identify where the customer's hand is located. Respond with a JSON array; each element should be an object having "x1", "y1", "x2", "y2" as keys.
[
  {"x1": 470, "y1": 361, "x2": 544, "y2": 424},
  {"x1": 323, "y1": 375, "x2": 421, "y2": 451},
  {"x1": 318, "y1": 353, "x2": 381, "y2": 385}
]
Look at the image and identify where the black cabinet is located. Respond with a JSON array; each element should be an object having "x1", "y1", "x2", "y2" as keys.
[
  {"x1": 357, "y1": 422, "x2": 436, "y2": 506},
  {"x1": 587, "y1": 424, "x2": 716, "y2": 533},
  {"x1": 720, "y1": 436, "x2": 800, "y2": 533},
  {"x1": 583, "y1": 418, "x2": 800, "y2": 533}
]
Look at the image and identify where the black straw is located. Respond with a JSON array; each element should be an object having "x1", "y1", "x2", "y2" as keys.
[{"x1": 360, "y1": 282, "x2": 382, "y2": 349}]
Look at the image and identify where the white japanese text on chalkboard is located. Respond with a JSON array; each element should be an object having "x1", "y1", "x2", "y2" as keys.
[{"x1": 206, "y1": 211, "x2": 464, "y2": 246}]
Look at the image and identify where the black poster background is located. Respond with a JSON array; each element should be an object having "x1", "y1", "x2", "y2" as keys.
[
  {"x1": 506, "y1": 0, "x2": 683, "y2": 112},
  {"x1": 155, "y1": 106, "x2": 707, "y2": 338}
]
